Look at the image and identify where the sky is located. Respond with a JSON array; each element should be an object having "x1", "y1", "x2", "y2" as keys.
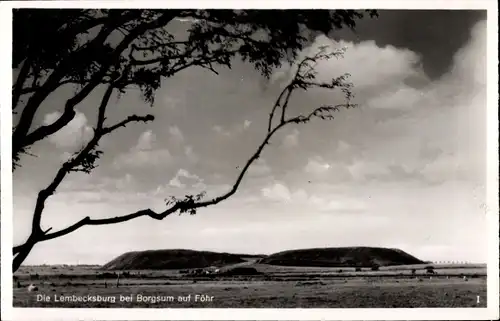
[{"x1": 12, "y1": 10, "x2": 489, "y2": 265}]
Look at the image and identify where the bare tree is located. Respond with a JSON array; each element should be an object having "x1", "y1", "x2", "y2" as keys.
[{"x1": 12, "y1": 9, "x2": 376, "y2": 271}]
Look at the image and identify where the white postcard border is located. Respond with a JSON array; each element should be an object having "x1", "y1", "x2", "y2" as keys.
[{"x1": 1, "y1": 1, "x2": 498, "y2": 320}]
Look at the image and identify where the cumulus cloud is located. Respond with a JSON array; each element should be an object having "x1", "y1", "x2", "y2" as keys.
[
  {"x1": 113, "y1": 174, "x2": 134, "y2": 190},
  {"x1": 282, "y1": 128, "x2": 299, "y2": 148},
  {"x1": 163, "y1": 96, "x2": 181, "y2": 109},
  {"x1": 169, "y1": 126, "x2": 185, "y2": 144},
  {"x1": 308, "y1": 195, "x2": 366, "y2": 213},
  {"x1": 169, "y1": 168, "x2": 204, "y2": 189},
  {"x1": 281, "y1": 20, "x2": 486, "y2": 186},
  {"x1": 114, "y1": 149, "x2": 172, "y2": 168},
  {"x1": 212, "y1": 125, "x2": 231, "y2": 136},
  {"x1": 169, "y1": 176, "x2": 184, "y2": 188},
  {"x1": 260, "y1": 181, "x2": 366, "y2": 214},
  {"x1": 336, "y1": 140, "x2": 351, "y2": 153},
  {"x1": 347, "y1": 159, "x2": 391, "y2": 181},
  {"x1": 248, "y1": 158, "x2": 272, "y2": 176},
  {"x1": 419, "y1": 153, "x2": 468, "y2": 183},
  {"x1": 136, "y1": 130, "x2": 155, "y2": 150},
  {"x1": 271, "y1": 34, "x2": 427, "y2": 98},
  {"x1": 114, "y1": 130, "x2": 172, "y2": 168},
  {"x1": 446, "y1": 20, "x2": 486, "y2": 88},
  {"x1": 261, "y1": 182, "x2": 293, "y2": 202},
  {"x1": 393, "y1": 20, "x2": 486, "y2": 185},
  {"x1": 366, "y1": 87, "x2": 424, "y2": 110},
  {"x1": 304, "y1": 157, "x2": 331, "y2": 175},
  {"x1": 185, "y1": 145, "x2": 198, "y2": 163},
  {"x1": 234, "y1": 120, "x2": 254, "y2": 134},
  {"x1": 43, "y1": 110, "x2": 93, "y2": 149}
]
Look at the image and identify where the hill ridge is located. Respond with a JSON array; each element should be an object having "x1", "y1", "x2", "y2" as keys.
[
  {"x1": 102, "y1": 249, "x2": 263, "y2": 270},
  {"x1": 259, "y1": 246, "x2": 424, "y2": 267},
  {"x1": 102, "y1": 246, "x2": 423, "y2": 270}
]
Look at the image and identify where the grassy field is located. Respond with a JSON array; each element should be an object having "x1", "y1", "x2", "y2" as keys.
[
  {"x1": 14, "y1": 277, "x2": 486, "y2": 308},
  {"x1": 15, "y1": 262, "x2": 486, "y2": 277},
  {"x1": 252, "y1": 262, "x2": 486, "y2": 276},
  {"x1": 13, "y1": 263, "x2": 487, "y2": 308}
]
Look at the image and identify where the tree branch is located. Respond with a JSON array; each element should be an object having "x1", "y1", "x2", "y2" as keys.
[
  {"x1": 14, "y1": 81, "x2": 155, "y2": 252},
  {"x1": 131, "y1": 40, "x2": 190, "y2": 53},
  {"x1": 191, "y1": 50, "x2": 356, "y2": 209},
  {"x1": 14, "y1": 80, "x2": 156, "y2": 252},
  {"x1": 129, "y1": 50, "x2": 193, "y2": 66},
  {"x1": 13, "y1": 12, "x2": 176, "y2": 163},
  {"x1": 13, "y1": 243, "x2": 28, "y2": 255},
  {"x1": 28, "y1": 98, "x2": 111, "y2": 234},
  {"x1": 41, "y1": 206, "x2": 181, "y2": 241},
  {"x1": 280, "y1": 88, "x2": 293, "y2": 123},
  {"x1": 33, "y1": 114, "x2": 289, "y2": 243},
  {"x1": 102, "y1": 114, "x2": 155, "y2": 134},
  {"x1": 12, "y1": 57, "x2": 31, "y2": 110},
  {"x1": 12, "y1": 21, "x2": 123, "y2": 154},
  {"x1": 14, "y1": 46, "x2": 355, "y2": 261},
  {"x1": 190, "y1": 119, "x2": 296, "y2": 211},
  {"x1": 59, "y1": 15, "x2": 110, "y2": 36},
  {"x1": 18, "y1": 79, "x2": 94, "y2": 95},
  {"x1": 267, "y1": 86, "x2": 288, "y2": 133}
]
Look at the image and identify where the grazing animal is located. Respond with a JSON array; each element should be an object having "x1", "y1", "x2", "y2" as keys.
[
  {"x1": 27, "y1": 284, "x2": 38, "y2": 292},
  {"x1": 463, "y1": 276, "x2": 468, "y2": 281}
]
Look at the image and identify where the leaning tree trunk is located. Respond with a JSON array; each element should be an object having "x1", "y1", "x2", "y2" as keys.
[{"x1": 13, "y1": 241, "x2": 37, "y2": 273}]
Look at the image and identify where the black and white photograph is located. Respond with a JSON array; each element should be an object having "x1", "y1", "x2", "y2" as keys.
[{"x1": 1, "y1": 1, "x2": 499, "y2": 320}]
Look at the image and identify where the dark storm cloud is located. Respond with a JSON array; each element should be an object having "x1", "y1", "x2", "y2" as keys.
[{"x1": 332, "y1": 10, "x2": 487, "y2": 79}]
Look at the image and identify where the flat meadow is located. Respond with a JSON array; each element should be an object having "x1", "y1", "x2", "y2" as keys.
[{"x1": 13, "y1": 263, "x2": 487, "y2": 308}]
